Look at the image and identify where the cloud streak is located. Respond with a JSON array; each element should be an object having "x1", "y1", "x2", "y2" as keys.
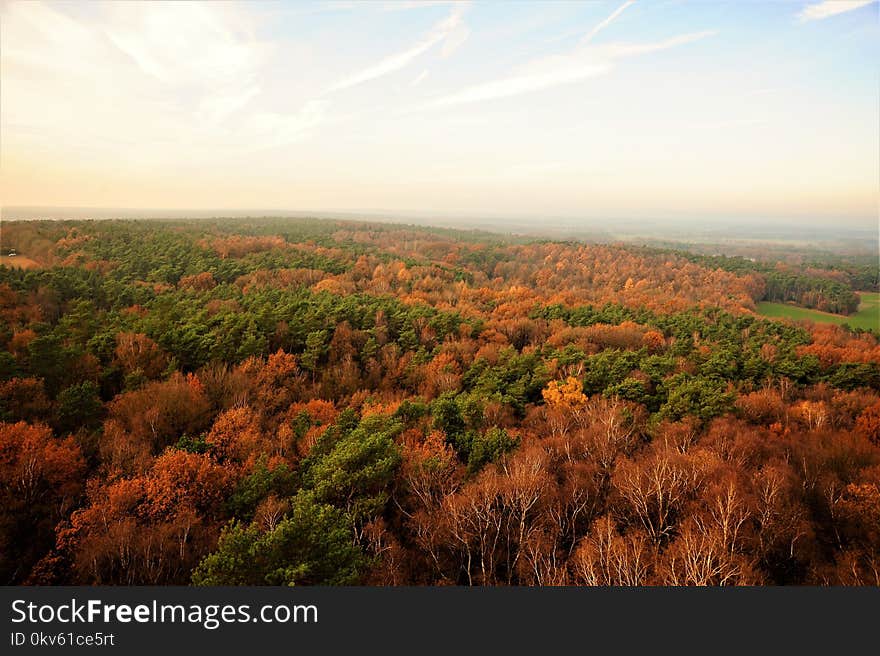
[
  {"x1": 413, "y1": 25, "x2": 716, "y2": 111},
  {"x1": 413, "y1": 61, "x2": 611, "y2": 110},
  {"x1": 380, "y1": 1, "x2": 465, "y2": 11},
  {"x1": 327, "y1": 4, "x2": 466, "y2": 93},
  {"x1": 579, "y1": 0, "x2": 635, "y2": 46},
  {"x1": 411, "y1": 69, "x2": 430, "y2": 87},
  {"x1": 797, "y1": 0, "x2": 875, "y2": 21}
]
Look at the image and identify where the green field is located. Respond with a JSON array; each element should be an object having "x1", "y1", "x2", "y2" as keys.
[{"x1": 757, "y1": 292, "x2": 880, "y2": 331}]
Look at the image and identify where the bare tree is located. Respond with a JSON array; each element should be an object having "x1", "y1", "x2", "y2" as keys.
[
  {"x1": 613, "y1": 447, "x2": 705, "y2": 543},
  {"x1": 571, "y1": 515, "x2": 653, "y2": 586}
]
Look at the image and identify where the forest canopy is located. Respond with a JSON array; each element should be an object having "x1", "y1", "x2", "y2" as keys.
[{"x1": 1, "y1": 217, "x2": 879, "y2": 586}]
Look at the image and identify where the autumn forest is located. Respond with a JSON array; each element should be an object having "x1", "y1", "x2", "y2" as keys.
[{"x1": 1, "y1": 217, "x2": 879, "y2": 587}]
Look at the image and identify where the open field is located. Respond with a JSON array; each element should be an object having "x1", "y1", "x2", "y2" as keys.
[
  {"x1": 757, "y1": 292, "x2": 879, "y2": 331},
  {"x1": 0, "y1": 255, "x2": 42, "y2": 270}
]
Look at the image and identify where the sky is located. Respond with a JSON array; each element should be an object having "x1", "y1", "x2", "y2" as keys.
[{"x1": 1, "y1": 0, "x2": 878, "y2": 226}]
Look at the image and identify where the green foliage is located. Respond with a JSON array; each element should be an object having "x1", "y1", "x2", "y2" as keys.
[
  {"x1": 763, "y1": 271, "x2": 859, "y2": 315},
  {"x1": 605, "y1": 377, "x2": 650, "y2": 404},
  {"x1": 462, "y1": 348, "x2": 549, "y2": 413},
  {"x1": 772, "y1": 352, "x2": 821, "y2": 384},
  {"x1": 0, "y1": 352, "x2": 18, "y2": 380},
  {"x1": 395, "y1": 398, "x2": 429, "y2": 424},
  {"x1": 582, "y1": 349, "x2": 642, "y2": 395},
  {"x1": 431, "y1": 392, "x2": 466, "y2": 441},
  {"x1": 825, "y1": 363, "x2": 880, "y2": 390},
  {"x1": 429, "y1": 391, "x2": 516, "y2": 470},
  {"x1": 174, "y1": 433, "x2": 210, "y2": 454},
  {"x1": 698, "y1": 345, "x2": 741, "y2": 379},
  {"x1": 658, "y1": 374, "x2": 735, "y2": 422},
  {"x1": 301, "y1": 329, "x2": 328, "y2": 374},
  {"x1": 757, "y1": 297, "x2": 879, "y2": 332},
  {"x1": 191, "y1": 491, "x2": 365, "y2": 586},
  {"x1": 465, "y1": 427, "x2": 518, "y2": 473},
  {"x1": 55, "y1": 381, "x2": 103, "y2": 434},
  {"x1": 456, "y1": 393, "x2": 485, "y2": 430},
  {"x1": 639, "y1": 354, "x2": 677, "y2": 382},
  {"x1": 648, "y1": 246, "x2": 867, "y2": 314},
  {"x1": 306, "y1": 408, "x2": 360, "y2": 461},
  {"x1": 27, "y1": 334, "x2": 68, "y2": 397},
  {"x1": 225, "y1": 457, "x2": 297, "y2": 521},
  {"x1": 2, "y1": 217, "x2": 879, "y2": 587},
  {"x1": 299, "y1": 414, "x2": 402, "y2": 524}
]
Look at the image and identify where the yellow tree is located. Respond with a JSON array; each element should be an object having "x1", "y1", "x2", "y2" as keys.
[{"x1": 542, "y1": 376, "x2": 587, "y2": 409}]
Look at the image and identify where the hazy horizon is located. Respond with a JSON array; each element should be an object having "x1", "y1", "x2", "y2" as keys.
[
  {"x1": 2, "y1": 1, "x2": 878, "y2": 226},
  {"x1": 3, "y1": 204, "x2": 877, "y2": 255},
  {"x1": 3, "y1": 203, "x2": 879, "y2": 227}
]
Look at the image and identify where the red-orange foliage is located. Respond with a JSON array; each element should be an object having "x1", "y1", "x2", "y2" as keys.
[
  {"x1": 8, "y1": 329, "x2": 37, "y2": 358},
  {"x1": 856, "y1": 401, "x2": 880, "y2": 445},
  {"x1": 0, "y1": 377, "x2": 51, "y2": 422},
  {"x1": 105, "y1": 372, "x2": 211, "y2": 457},
  {"x1": 205, "y1": 406, "x2": 269, "y2": 464},
  {"x1": 421, "y1": 352, "x2": 462, "y2": 399},
  {"x1": 3, "y1": 220, "x2": 880, "y2": 586},
  {"x1": 58, "y1": 450, "x2": 234, "y2": 584},
  {"x1": 0, "y1": 422, "x2": 85, "y2": 583},
  {"x1": 0, "y1": 421, "x2": 84, "y2": 507},
  {"x1": 201, "y1": 235, "x2": 287, "y2": 258},
  {"x1": 178, "y1": 271, "x2": 217, "y2": 291},
  {"x1": 797, "y1": 324, "x2": 880, "y2": 366},
  {"x1": 114, "y1": 332, "x2": 168, "y2": 379},
  {"x1": 235, "y1": 268, "x2": 326, "y2": 294},
  {"x1": 237, "y1": 349, "x2": 305, "y2": 418},
  {"x1": 736, "y1": 388, "x2": 787, "y2": 426}
]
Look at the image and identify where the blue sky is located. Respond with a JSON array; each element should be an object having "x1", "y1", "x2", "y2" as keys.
[{"x1": 1, "y1": 1, "x2": 877, "y2": 225}]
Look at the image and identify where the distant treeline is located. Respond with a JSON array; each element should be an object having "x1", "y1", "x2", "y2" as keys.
[
  {"x1": 637, "y1": 248, "x2": 875, "y2": 315},
  {"x1": 762, "y1": 271, "x2": 859, "y2": 315}
]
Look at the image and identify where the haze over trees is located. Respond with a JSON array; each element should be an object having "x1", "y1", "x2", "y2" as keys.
[{"x1": 1, "y1": 217, "x2": 878, "y2": 586}]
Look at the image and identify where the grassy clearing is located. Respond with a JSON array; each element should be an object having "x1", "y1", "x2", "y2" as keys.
[
  {"x1": 757, "y1": 292, "x2": 879, "y2": 331},
  {"x1": 0, "y1": 255, "x2": 42, "y2": 270}
]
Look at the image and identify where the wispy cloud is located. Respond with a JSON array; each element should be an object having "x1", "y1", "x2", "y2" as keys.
[
  {"x1": 591, "y1": 30, "x2": 718, "y2": 59},
  {"x1": 327, "y1": 4, "x2": 467, "y2": 93},
  {"x1": 380, "y1": 1, "x2": 465, "y2": 10},
  {"x1": 234, "y1": 100, "x2": 330, "y2": 152},
  {"x1": 797, "y1": 0, "x2": 875, "y2": 21},
  {"x1": 1, "y1": 0, "x2": 322, "y2": 162},
  {"x1": 441, "y1": 20, "x2": 470, "y2": 58},
  {"x1": 413, "y1": 60, "x2": 611, "y2": 110},
  {"x1": 691, "y1": 117, "x2": 769, "y2": 131},
  {"x1": 579, "y1": 0, "x2": 635, "y2": 46},
  {"x1": 411, "y1": 69, "x2": 430, "y2": 87},
  {"x1": 197, "y1": 85, "x2": 262, "y2": 126},
  {"x1": 412, "y1": 1, "x2": 715, "y2": 111},
  {"x1": 104, "y1": 2, "x2": 266, "y2": 88}
]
